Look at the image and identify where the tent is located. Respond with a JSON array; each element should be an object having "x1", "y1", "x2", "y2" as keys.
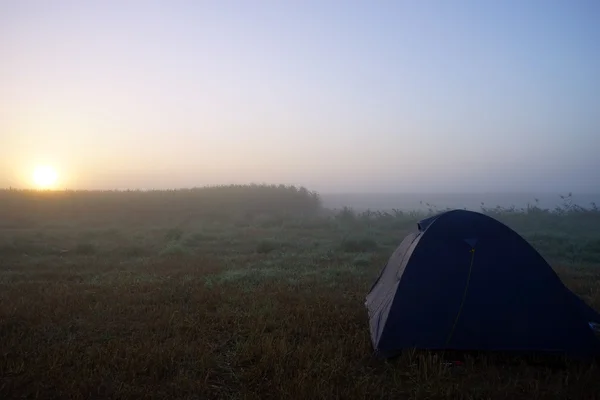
[{"x1": 365, "y1": 209, "x2": 600, "y2": 358}]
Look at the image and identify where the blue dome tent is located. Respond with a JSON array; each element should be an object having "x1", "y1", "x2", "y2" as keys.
[{"x1": 365, "y1": 209, "x2": 600, "y2": 358}]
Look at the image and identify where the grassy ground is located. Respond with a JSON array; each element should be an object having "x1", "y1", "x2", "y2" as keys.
[{"x1": 1, "y1": 186, "x2": 599, "y2": 399}]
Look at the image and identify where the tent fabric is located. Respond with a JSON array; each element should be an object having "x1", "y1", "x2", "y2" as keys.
[{"x1": 365, "y1": 209, "x2": 600, "y2": 358}]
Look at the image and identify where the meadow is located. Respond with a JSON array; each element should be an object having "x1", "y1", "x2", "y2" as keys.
[{"x1": 1, "y1": 185, "x2": 600, "y2": 400}]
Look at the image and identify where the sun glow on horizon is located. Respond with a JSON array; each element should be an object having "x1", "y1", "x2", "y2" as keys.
[{"x1": 33, "y1": 165, "x2": 58, "y2": 189}]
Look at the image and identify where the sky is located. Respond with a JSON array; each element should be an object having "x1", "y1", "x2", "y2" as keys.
[{"x1": 1, "y1": 0, "x2": 599, "y2": 193}]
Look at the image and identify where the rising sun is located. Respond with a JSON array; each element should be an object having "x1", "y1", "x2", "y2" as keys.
[{"x1": 33, "y1": 165, "x2": 58, "y2": 189}]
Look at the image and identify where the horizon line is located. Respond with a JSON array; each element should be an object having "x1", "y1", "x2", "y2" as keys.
[{"x1": 1, "y1": 186, "x2": 599, "y2": 196}]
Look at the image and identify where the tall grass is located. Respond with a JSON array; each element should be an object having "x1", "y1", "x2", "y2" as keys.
[
  {"x1": 326, "y1": 193, "x2": 598, "y2": 233},
  {"x1": 327, "y1": 193, "x2": 600, "y2": 264}
]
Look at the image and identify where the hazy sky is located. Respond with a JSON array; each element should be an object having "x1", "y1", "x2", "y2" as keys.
[{"x1": 1, "y1": 0, "x2": 599, "y2": 193}]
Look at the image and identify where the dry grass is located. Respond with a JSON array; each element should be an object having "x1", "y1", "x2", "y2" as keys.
[
  {"x1": 2, "y1": 255, "x2": 599, "y2": 400},
  {"x1": 1, "y1": 188, "x2": 600, "y2": 399}
]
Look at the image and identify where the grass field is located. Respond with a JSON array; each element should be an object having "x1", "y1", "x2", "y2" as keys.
[{"x1": 1, "y1": 185, "x2": 600, "y2": 399}]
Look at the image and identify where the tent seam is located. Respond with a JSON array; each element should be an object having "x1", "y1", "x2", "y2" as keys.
[{"x1": 445, "y1": 247, "x2": 476, "y2": 346}]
